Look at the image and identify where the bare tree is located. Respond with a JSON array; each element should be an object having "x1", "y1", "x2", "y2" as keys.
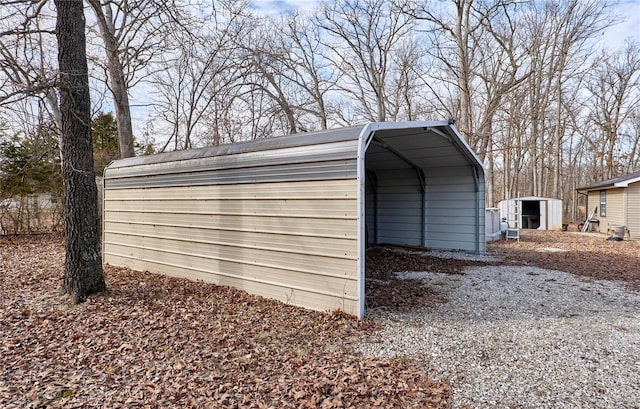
[
  {"x1": 584, "y1": 41, "x2": 640, "y2": 179},
  {"x1": 411, "y1": 0, "x2": 505, "y2": 145},
  {"x1": 0, "y1": 1, "x2": 61, "y2": 129},
  {"x1": 86, "y1": 0, "x2": 195, "y2": 157},
  {"x1": 86, "y1": 0, "x2": 136, "y2": 158},
  {"x1": 519, "y1": 0, "x2": 615, "y2": 197},
  {"x1": 150, "y1": 2, "x2": 248, "y2": 149},
  {"x1": 55, "y1": 0, "x2": 105, "y2": 302},
  {"x1": 319, "y1": 0, "x2": 416, "y2": 123},
  {"x1": 238, "y1": 21, "x2": 302, "y2": 134},
  {"x1": 281, "y1": 13, "x2": 338, "y2": 130}
]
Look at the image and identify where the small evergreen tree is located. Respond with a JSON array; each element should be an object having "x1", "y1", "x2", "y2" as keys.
[{"x1": 91, "y1": 111, "x2": 120, "y2": 176}]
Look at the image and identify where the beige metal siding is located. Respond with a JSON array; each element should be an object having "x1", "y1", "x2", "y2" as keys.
[
  {"x1": 627, "y1": 182, "x2": 640, "y2": 239},
  {"x1": 103, "y1": 179, "x2": 359, "y2": 315},
  {"x1": 102, "y1": 122, "x2": 486, "y2": 317}
]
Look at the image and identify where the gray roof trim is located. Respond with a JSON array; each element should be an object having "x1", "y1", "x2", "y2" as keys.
[
  {"x1": 105, "y1": 160, "x2": 358, "y2": 189},
  {"x1": 105, "y1": 121, "x2": 480, "y2": 173},
  {"x1": 576, "y1": 170, "x2": 640, "y2": 192},
  {"x1": 107, "y1": 126, "x2": 364, "y2": 171},
  {"x1": 104, "y1": 121, "x2": 484, "y2": 193},
  {"x1": 106, "y1": 141, "x2": 358, "y2": 179}
]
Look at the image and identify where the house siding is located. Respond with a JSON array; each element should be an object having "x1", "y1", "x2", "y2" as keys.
[
  {"x1": 606, "y1": 189, "x2": 625, "y2": 226},
  {"x1": 587, "y1": 188, "x2": 625, "y2": 233},
  {"x1": 627, "y1": 182, "x2": 640, "y2": 239}
]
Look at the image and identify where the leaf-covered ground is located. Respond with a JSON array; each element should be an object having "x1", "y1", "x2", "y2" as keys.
[
  {"x1": 0, "y1": 234, "x2": 450, "y2": 409},
  {"x1": 487, "y1": 227, "x2": 640, "y2": 288},
  {"x1": 2, "y1": 229, "x2": 637, "y2": 408},
  {"x1": 365, "y1": 247, "x2": 484, "y2": 312}
]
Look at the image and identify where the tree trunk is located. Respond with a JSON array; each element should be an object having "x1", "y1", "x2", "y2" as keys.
[
  {"x1": 55, "y1": 0, "x2": 106, "y2": 303},
  {"x1": 87, "y1": 0, "x2": 136, "y2": 158},
  {"x1": 455, "y1": 0, "x2": 473, "y2": 145}
]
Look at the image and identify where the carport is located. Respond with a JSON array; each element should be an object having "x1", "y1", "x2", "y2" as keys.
[{"x1": 102, "y1": 121, "x2": 485, "y2": 318}]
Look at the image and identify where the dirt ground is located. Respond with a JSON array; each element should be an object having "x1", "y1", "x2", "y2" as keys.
[{"x1": 365, "y1": 227, "x2": 640, "y2": 312}]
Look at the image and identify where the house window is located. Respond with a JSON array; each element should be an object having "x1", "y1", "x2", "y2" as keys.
[{"x1": 599, "y1": 191, "x2": 606, "y2": 217}]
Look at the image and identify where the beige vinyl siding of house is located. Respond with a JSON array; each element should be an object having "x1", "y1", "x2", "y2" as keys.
[
  {"x1": 605, "y1": 189, "x2": 625, "y2": 227},
  {"x1": 103, "y1": 179, "x2": 359, "y2": 315},
  {"x1": 586, "y1": 191, "x2": 601, "y2": 231},
  {"x1": 587, "y1": 188, "x2": 625, "y2": 233},
  {"x1": 628, "y1": 182, "x2": 640, "y2": 239}
]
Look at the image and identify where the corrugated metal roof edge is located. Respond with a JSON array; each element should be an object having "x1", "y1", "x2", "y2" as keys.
[
  {"x1": 106, "y1": 125, "x2": 365, "y2": 171},
  {"x1": 361, "y1": 120, "x2": 484, "y2": 168},
  {"x1": 104, "y1": 120, "x2": 483, "y2": 173},
  {"x1": 576, "y1": 170, "x2": 640, "y2": 192},
  {"x1": 501, "y1": 196, "x2": 562, "y2": 201}
]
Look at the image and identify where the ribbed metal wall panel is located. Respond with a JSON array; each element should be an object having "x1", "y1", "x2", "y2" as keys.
[
  {"x1": 375, "y1": 168, "x2": 422, "y2": 246},
  {"x1": 365, "y1": 175, "x2": 377, "y2": 245},
  {"x1": 365, "y1": 125, "x2": 484, "y2": 253},
  {"x1": 106, "y1": 160, "x2": 357, "y2": 189},
  {"x1": 105, "y1": 198, "x2": 357, "y2": 218},
  {"x1": 423, "y1": 165, "x2": 483, "y2": 252},
  {"x1": 104, "y1": 255, "x2": 358, "y2": 314},
  {"x1": 104, "y1": 236, "x2": 355, "y2": 277},
  {"x1": 107, "y1": 142, "x2": 356, "y2": 178},
  {"x1": 104, "y1": 181, "x2": 357, "y2": 200},
  {"x1": 103, "y1": 179, "x2": 359, "y2": 315},
  {"x1": 104, "y1": 211, "x2": 357, "y2": 239},
  {"x1": 104, "y1": 223, "x2": 357, "y2": 258},
  {"x1": 105, "y1": 140, "x2": 358, "y2": 190}
]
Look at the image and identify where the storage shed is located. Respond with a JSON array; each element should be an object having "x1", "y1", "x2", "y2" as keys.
[
  {"x1": 498, "y1": 197, "x2": 563, "y2": 230},
  {"x1": 102, "y1": 121, "x2": 485, "y2": 318},
  {"x1": 577, "y1": 170, "x2": 640, "y2": 239}
]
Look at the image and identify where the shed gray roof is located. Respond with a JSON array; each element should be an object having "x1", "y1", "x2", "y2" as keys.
[{"x1": 576, "y1": 170, "x2": 640, "y2": 192}]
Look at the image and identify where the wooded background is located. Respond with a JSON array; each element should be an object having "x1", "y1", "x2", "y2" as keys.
[{"x1": 1, "y1": 0, "x2": 639, "y2": 228}]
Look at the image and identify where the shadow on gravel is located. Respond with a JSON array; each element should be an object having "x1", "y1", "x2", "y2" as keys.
[
  {"x1": 365, "y1": 246, "x2": 497, "y2": 313},
  {"x1": 365, "y1": 234, "x2": 640, "y2": 313}
]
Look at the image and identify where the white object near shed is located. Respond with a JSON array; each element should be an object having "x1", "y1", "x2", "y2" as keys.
[
  {"x1": 498, "y1": 197, "x2": 563, "y2": 231},
  {"x1": 485, "y1": 208, "x2": 501, "y2": 241},
  {"x1": 102, "y1": 121, "x2": 485, "y2": 318}
]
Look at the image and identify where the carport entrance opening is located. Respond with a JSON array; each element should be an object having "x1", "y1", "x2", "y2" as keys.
[{"x1": 361, "y1": 125, "x2": 485, "y2": 254}]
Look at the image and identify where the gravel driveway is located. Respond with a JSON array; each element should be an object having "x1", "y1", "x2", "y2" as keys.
[{"x1": 358, "y1": 262, "x2": 640, "y2": 408}]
